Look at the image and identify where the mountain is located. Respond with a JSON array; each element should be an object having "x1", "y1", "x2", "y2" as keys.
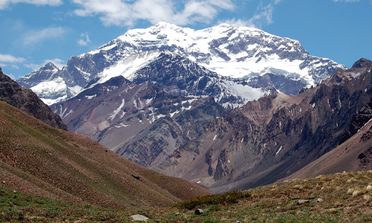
[
  {"x1": 53, "y1": 58, "x2": 371, "y2": 192},
  {"x1": 0, "y1": 100, "x2": 207, "y2": 209},
  {"x1": 17, "y1": 62, "x2": 82, "y2": 105},
  {"x1": 0, "y1": 69, "x2": 66, "y2": 129},
  {"x1": 51, "y1": 53, "x2": 266, "y2": 151},
  {"x1": 16, "y1": 62, "x2": 60, "y2": 88},
  {"x1": 18, "y1": 22, "x2": 343, "y2": 105}
]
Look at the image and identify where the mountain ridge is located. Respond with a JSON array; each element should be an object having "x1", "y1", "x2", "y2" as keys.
[
  {"x1": 0, "y1": 70, "x2": 66, "y2": 129},
  {"x1": 18, "y1": 22, "x2": 343, "y2": 105}
]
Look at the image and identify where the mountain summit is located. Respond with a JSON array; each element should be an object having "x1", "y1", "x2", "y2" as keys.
[{"x1": 18, "y1": 22, "x2": 343, "y2": 105}]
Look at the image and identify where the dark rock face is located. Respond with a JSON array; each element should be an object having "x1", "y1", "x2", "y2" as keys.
[
  {"x1": 358, "y1": 147, "x2": 372, "y2": 169},
  {"x1": 247, "y1": 73, "x2": 307, "y2": 95},
  {"x1": 352, "y1": 58, "x2": 372, "y2": 69},
  {"x1": 132, "y1": 53, "x2": 249, "y2": 104},
  {"x1": 0, "y1": 70, "x2": 66, "y2": 130}
]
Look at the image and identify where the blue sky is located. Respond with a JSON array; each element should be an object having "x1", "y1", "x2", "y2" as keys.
[{"x1": 0, "y1": 0, "x2": 371, "y2": 78}]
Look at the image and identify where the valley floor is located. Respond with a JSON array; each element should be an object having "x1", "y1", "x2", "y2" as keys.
[{"x1": 1, "y1": 171, "x2": 371, "y2": 222}]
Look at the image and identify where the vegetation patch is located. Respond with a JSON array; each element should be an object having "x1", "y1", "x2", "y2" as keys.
[{"x1": 177, "y1": 191, "x2": 251, "y2": 210}]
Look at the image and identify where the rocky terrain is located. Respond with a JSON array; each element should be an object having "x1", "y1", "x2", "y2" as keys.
[{"x1": 0, "y1": 69, "x2": 66, "y2": 129}]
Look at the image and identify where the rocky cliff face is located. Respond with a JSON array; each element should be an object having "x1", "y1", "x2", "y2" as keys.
[{"x1": 0, "y1": 70, "x2": 66, "y2": 130}]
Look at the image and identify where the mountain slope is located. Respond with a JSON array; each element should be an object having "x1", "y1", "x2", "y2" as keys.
[
  {"x1": 0, "y1": 101, "x2": 208, "y2": 209},
  {"x1": 0, "y1": 70, "x2": 66, "y2": 130},
  {"x1": 18, "y1": 22, "x2": 343, "y2": 104},
  {"x1": 118, "y1": 58, "x2": 371, "y2": 192}
]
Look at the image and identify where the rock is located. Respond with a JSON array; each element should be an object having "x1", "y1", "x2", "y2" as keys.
[
  {"x1": 297, "y1": 199, "x2": 310, "y2": 205},
  {"x1": 131, "y1": 174, "x2": 141, "y2": 180},
  {"x1": 317, "y1": 198, "x2": 324, "y2": 203},
  {"x1": 328, "y1": 208, "x2": 338, "y2": 213},
  {"x1": 352, "y1": 190, "x2": 361, "y2": 197},
  {"x1": 293, "y1": 184, "x2": 304, "y2": 190},
  {"x1": 194, "y1": 208, "x2": 204, "y2": 215},
  {"x1": 366, "y1": 185, "x2": 372, "y2": 191},
  {"x1": 363, "y1": 194, "x2": 370, "y2": 201},
  {"x1": 347, "y1": 188, "x2": 354, "y2": 194},
  {"x1": 130, "y1": 214, "x2": 149, "y2": 222}
]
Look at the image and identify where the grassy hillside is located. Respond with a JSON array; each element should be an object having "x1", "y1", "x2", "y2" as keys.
[
  {"x1": 1, "y1": 171, "x2": 371, "y2": 222},
  {"x1": 0, "y1": 101, "x2": 207, "y2": 210}
]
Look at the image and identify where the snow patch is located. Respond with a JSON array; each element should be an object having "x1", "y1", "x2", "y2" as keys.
[
  {"x1": 115, "y1": 123, "x2": 130, "y2": 128},
  {"x1": 109, "y1": 99, "x2": 125, "y2": 121},
  {"x1": 97, "y1": 52, "x2": 159, "y2": 84},
  {"x1": 213, "y1": 135, "x2": 218, "y2": 141},
  {"x1": 275, "y1": 146, "x2": 283, "y2": 156},
  {"x1": 85, "y1": 94, "x2": 96, "y2": 100}
]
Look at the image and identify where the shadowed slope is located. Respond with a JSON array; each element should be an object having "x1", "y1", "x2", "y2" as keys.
[{"x1": 0, "y1": 70, "x2": 66, "y2": 130}]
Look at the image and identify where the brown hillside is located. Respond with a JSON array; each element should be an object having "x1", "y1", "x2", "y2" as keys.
[{"x1": 0, "y1": 101, "x2": 207, "y2": 209}]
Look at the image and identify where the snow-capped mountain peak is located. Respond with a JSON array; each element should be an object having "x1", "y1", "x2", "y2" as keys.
[
  {"x1": 18, "y1": 62, "x2": 60, "y2": 88},
  {"x1": 92, "y1": 22, "x2": 342, "y2": 82},
  {"x1": 18, "y1": 22, "x2": 344, "y2": 105}
]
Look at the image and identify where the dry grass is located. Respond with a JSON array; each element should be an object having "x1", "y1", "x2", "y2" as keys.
[
  {"x1": 0, "y1": 101, "x2": 207, "y2": 210},
  {"x1": 150, "y1": 170, "x2": 372, "y2": 222},
  {"x1": 1, "y1": 170, "x2": 370, "y2": 222}
]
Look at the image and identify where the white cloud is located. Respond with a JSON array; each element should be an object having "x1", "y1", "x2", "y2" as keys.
[
  {"x1": 0, "y1": 53, "x2": 25, "y2": 63},
  {"x1": 247, "y1": 0, "x2": 282, "y2": 28},
  {"x1": 77, "y1": 33, "x2": 91, "y2": 46},
  {"x1": 218, "y1": 19, "x2": 252, "y2": 27},
  {"x1": 0, "y1": 54, "x2": 25, "y2": 74},
  {"x1": 72, "y1": 0, "x2": 235, "y2": 26},
  {"x1": 22, "y1": 26, "x2": 66, "y2": 46},
  {"x1": 0, "y1": 0, "x2": 62, "y2": 9}
]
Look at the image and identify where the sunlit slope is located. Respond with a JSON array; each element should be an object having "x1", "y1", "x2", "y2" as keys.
[{"x1": 0, "y1": 101, "x2": 207, "y2": 209}]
